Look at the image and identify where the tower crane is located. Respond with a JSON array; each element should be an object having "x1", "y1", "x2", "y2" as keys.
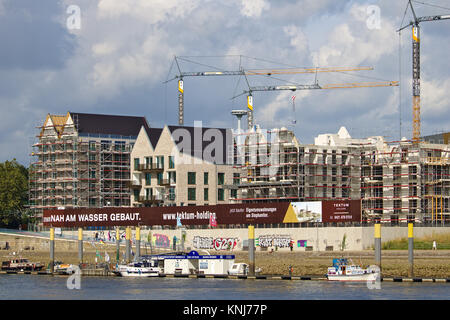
[
  {"x1": 166, "y1": 56, "x2": 375, "y2": 125},
  {"x1": 397, "y1": 0, "x2": 450, "y2": 143},
  {"x1": 235, "y1": 80, "x2": 399, "y2": 128}
]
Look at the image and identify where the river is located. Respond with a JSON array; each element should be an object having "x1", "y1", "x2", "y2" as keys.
[{"x1": 0, "y1": 274, "x2": 448, "y2": 300}]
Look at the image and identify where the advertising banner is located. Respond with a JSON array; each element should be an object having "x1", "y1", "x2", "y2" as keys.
[
  {"x1": 321, "y1": 200, "x2": 361, "y2": 223},
  {"x1": 43, "y1": 200, "x2": 361, "y2": 227}
]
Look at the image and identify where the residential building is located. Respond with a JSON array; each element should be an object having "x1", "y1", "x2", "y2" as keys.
[
  {"x1": 130, "y1": 124, "x2": 237, "y2": 207},
  {"x1": 233, "y1": 125, "x2": 450, "y2": 223},
  {"x1": 29, "y1": 112, "x2": 149, "y2": 224}
]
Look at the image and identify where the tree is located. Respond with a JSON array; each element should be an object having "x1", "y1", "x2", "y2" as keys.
[{"x1": 0, "y1": 159, "x2": 29, "y2": 227}]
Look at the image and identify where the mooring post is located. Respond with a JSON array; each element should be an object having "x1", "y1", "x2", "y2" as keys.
[
  {"x1": 408, "y1": 217, "x2": 414, "y2": 277},
  {"x1": 248, "y1": 225, "x2": 255, "y2": 276},
  {"x1": 49, "y1": 227, "x2": 55, "y2": 274},
  {"x1": 78, "y1": 227, "x2": 83, "y2": 265},
  {"x1": 125, "y1": 226, "x2": 131, "y2": 263},
  {"x1": 135, "y1": 227, "x2": 141, "y2": 260},
  {"x1": 374, "y1": 218, "x2": 381, "y2": 271},
  {"x1": 116, "y1": 227, "x2": 120, "y2": 263}
]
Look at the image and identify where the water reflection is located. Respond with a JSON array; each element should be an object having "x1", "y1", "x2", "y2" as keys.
[{"x1": 0, "y1": 275, "x2": 448, "y2": 300}]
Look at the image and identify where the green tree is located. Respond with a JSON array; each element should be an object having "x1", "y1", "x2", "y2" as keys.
[{"x1": 0, "y1": 159, "x2": 29, "y2": 227}]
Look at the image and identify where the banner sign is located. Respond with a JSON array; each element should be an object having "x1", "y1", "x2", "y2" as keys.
[
  {"x1": 321, "y1": 200, "x2": 361, "y2": 223},
  {"x1": 42, "y1": 200, "x2": 361, "y2": 227}
]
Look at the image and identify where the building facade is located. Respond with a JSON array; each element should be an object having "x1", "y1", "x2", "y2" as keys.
[
  {"x1": 130, "y1": 124, "x2": 238, "y2": 207},
  {"x1": 29, "y1": 112, "x2": 149, "y2": 224},
  {"x1": 233, "y1": 125, "x2": 450, "y2": 223}
]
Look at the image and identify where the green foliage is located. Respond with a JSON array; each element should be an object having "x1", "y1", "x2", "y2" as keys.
[
  {"x1": 382, "y1": 234, "x2": 450, "y2": 250},
  {"x1": 0, "y1": 159, "x2": 29, "y2": 227}
]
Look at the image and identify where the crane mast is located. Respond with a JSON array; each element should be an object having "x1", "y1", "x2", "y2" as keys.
[{"x1": 398, "y1": 0, "x2": 450, "y2": 143}]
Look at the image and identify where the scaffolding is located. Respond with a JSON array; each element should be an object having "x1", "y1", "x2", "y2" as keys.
[
  {"x1": 29, "y1": 115, "x2": 134, "y2": 223},
  {"x1": 231, "y1": 127, "x2": 450, "y2": 222}
]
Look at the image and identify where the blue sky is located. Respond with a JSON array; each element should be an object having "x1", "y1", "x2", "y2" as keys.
[{"x1": 0, "y1": 0, "x2": 449, "y2": 165}]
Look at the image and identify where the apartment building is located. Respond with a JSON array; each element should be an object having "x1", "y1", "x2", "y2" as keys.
[
  {"x1": 233, "y1": 125, "x2": 450, "y2": 223},
  {"x1": 130, "y1": 124, "x2": 238, "y2": 207},
  {"x1": 29, "y1": 112, "x2": 149, "y2": 223}
]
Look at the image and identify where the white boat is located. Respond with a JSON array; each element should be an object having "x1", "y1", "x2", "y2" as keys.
[
  {"x1": 227, "y1": 263, "x2": 262, "y2": 276},
  {"x1": 116, "y1": 260, "x2": 161, "y2": 277},
  {"x1": 327, "y1": 258, "x2": 380, "y2": 282}
]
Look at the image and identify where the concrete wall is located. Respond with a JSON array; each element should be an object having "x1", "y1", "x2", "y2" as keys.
[{"x1": 2, "y1": 226, "x2": 449, "y2": 253}]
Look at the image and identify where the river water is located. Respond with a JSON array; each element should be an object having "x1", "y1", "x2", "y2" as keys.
[{"x1": 0, "y1": 274, "x2": 448, "y2": 300}]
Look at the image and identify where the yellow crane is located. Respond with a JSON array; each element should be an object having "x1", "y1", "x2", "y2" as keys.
[
  {"x1": 236, "y1": 80, "x2": 399, "y2": 128},
  {"x1": 398, "y1": 0, "x2": 450, "y2": 143},
  {"x1": 166, "y1": 56, "x2": 376, "y2": 125}
]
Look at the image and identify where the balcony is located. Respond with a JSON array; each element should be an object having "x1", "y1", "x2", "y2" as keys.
[
  {"x1": 126, "y1": 179, "x2": 142, "y2": 189},
  {"x1": 137, "y1": 163, "x2": 164, "y2": 172},
  {"x1": 137, "y1": 195, "x2": 164, "y2": 204}
]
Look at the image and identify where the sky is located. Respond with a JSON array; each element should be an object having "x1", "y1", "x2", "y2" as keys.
[{"x1": 0, "y1": 0, "x2": 449, "y2": 165}]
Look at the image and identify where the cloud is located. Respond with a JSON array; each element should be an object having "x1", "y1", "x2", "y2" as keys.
[
  {"x1": 1, "y1": 0, "x2": 449, "y2": 164},
  {"x1": 240, "y1": 0, "x2": 270, "y2": 18}
]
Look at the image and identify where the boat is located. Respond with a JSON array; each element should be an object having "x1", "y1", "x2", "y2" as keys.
[
  {"x1": 1, "y1": 258, "x2": 44, "y2": 272},
  {"x1": 115, "y1": 259, "x2": 161, "y2": 277},
  {"x1": 227, "y1": 263, "x2": 262, "y2": 276},
  {"x1": 326, "y1": 258, "x2": 379, "y2": 282},
  {"x1": 55, "y1": 262, "x2": 77, "y2": 274}
]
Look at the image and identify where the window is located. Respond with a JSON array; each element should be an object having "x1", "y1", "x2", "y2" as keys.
[
  {"x1": 89, "y1": 141, "x2": 96, "y2": 151},
  {"x1": 146, "y1": 188, "x2": 152, "y2": 199},
  {"x1": 168, "y1": 187, "x2": 176, "y2": 201},
  {"x1": 157, "y1": 172, "x2": 163, "y2": 185},
  {"x1": 133, "y1": 189, "x2": 140, "y2": 200},
  {"x1": 156, "y1": 156, "x2": 164, "y2": 169},
  {"x1": 188, "y1": 188, "x2": 196, "y2": 201},
  {"x1": 168, "y1": 171, "x2": 176, "y2": 184},
  {"x1": 145, "y1": 173, "x2": 151, "y2": 185},
  {"x1": 169, "y1": 156, "x2": 175, "y2": 169},
  {"x1": 188, "y1": 172, "x2": 196, "y2": 185},
  {"x1": 145, "y1": 157, "x2": 152, "y2": 168},
  {"x1": 218, "y1": 173, "x2": 225, "y2": 185},
  {"x1": 134, "y1": 158, "x2": 140, "y2": 170},
  {"x1": 204, "y1": 188, "x2": 209, "y2": 201},
  {"x1": 231, "y1": 189, "x2": 237, "y2": 199},
  {"x1": 204, "y1": 172, "x2": 209, "y2": 185},
  {"x1": 233, "y1": 173, "x2": 240, "y2": 185},
  {"x1": 218, "y1": 188, "x2": 224, "y2": 201}
]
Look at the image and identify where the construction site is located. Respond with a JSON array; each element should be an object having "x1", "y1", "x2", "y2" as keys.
[
  {"x1": 27, "y1": 1, "x2": 450, "y2": 227},
  {"x1": 29, "y1": 112, "x2": 149, "y2": 225}
]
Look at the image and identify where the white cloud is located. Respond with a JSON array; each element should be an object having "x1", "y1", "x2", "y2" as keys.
[
  {"x1": 240, "y1": 0, "x2": 270, "y2": 18},
  {"x1": 283, "y1": 25, "x2": 309, "y2": 54}
]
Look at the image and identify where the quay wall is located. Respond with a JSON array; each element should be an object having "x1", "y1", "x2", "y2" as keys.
[{"x1": 2, "y1": 226, "x2": 449, "y2": 253}]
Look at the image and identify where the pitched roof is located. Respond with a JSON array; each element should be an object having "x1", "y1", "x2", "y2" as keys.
[
  {"x1": 167, "y1": 125, "x2": 232, "y2": 164},
  {"x1": 143, "y1": 126, "x2": 163, "y2": 149},
  {"x1": 69, "y1": 112, "x2": 149, "y2": 137}
]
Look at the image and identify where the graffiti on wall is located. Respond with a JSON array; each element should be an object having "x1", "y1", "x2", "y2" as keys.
[
  {"x1": 297, "y1": 240, "x2": 307, "y2": 248},
  {"x1": 193, "y1": 236, "x2": 239, "y2": 251},
  {"x1": 258, "y1": 235, "x2": 292, "y2": 248},
  {"x1": 154, "y1": 234, "x2": 170, "y2": 248}
]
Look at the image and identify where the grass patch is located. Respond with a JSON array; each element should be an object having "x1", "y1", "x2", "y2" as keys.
[{"x1": 382, "y1": 233, "x2": 450, "y2": 250}]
